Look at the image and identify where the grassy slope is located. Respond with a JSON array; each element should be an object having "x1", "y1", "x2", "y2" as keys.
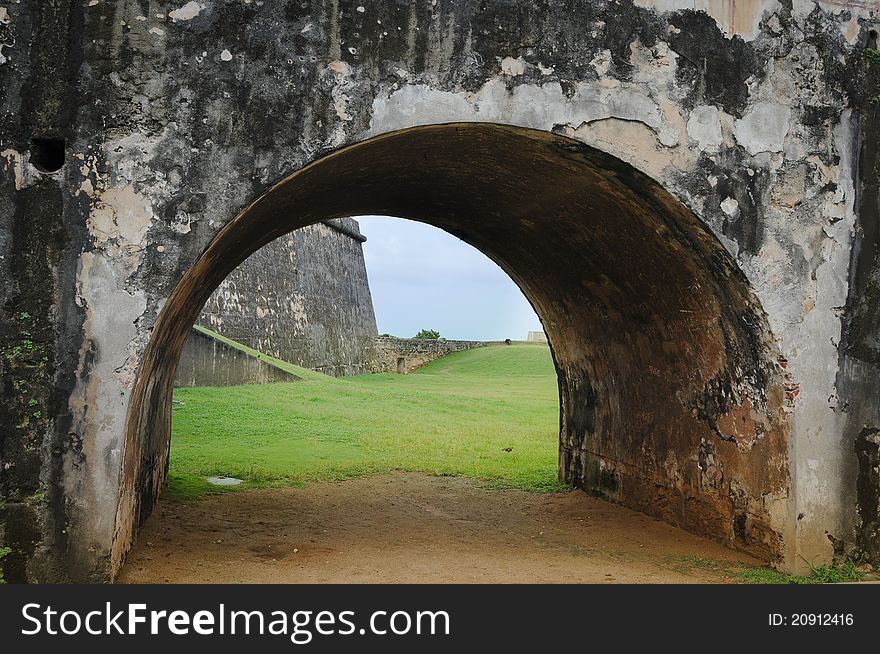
[
  {"x1": 191, "y1": 324, "x2": 327, "y2": 381},
  {"x1": 168, "y1": 343, "x2": 564, "y2": 500}
]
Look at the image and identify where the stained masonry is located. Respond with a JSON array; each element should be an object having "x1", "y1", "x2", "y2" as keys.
[
  {"x1": 191, "y1": 217, "x2": 378, "y2": 379},
  {"x1": 1, "y1": 0, "x2": 879, "y2": 582},
  {"x1": 371, "y1": 336, "x2": 490, "y2": 375},
  {"x1": 174, "y1": 326, "x2": 301, "y2": 387}
]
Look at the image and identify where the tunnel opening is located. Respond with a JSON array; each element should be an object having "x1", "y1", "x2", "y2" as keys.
[
  {"x1": 114, "y1": 123, "x2": 792, "y2": 577},
  {"x1": 163, "y1": 214, "x2": 562, "y2": 512},
  {"x1": 133, "y1": 215, "x2": 568, "y2": 582}
]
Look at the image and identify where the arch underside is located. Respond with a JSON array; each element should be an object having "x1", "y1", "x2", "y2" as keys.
[{"x1": 115, "y1": 123, "x2": 790, "y2": 573}]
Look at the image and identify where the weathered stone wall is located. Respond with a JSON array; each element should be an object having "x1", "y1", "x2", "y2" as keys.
[
  {"x1": 2, "y1": 0, "x2": 880, "y2": 582},
  {"x1": 196, "y1": 217, "x2": 378, "y2": 377},
  {"x1": 174, "y1": 327, "x2": 299, "y2": 387},
  {"x1": 371, "y1": 337, "x2": 490, "y2": 374},
  {"x1": 841, "y1": 35, "x2": 880, "y2": 563}
]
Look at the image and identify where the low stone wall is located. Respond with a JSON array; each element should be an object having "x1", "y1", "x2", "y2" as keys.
[
  {"x1": 371, "y1": 337, "x2": 491, "y2": 374},
  {"x1": 174, "y1": 328, "x2": 299, "y2": 387},
  {"x1": 175, "y1": 331, "x2": 497, "y2": 384}
]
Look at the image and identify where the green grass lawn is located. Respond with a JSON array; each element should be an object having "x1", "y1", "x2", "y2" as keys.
[{"x1": 167, "y1": 343, "x2": 564, "y2": 500}]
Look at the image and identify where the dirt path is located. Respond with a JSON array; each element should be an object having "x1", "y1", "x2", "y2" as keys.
[{"x1": 117, "y1": 473, "x2": 761, "y2": 583}]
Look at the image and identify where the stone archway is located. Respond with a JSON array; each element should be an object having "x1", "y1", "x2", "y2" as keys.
[{"x1": 113, "y1": 123, "x2": 791, "y2": 577}]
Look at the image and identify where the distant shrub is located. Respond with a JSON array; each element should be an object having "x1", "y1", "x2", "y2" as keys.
[
  {"x1": 379, "y1": 333, "x2": 392, "y2": 338},
  {"x1": 414, "y1": 329, "x2": 440, "y2": 339}
]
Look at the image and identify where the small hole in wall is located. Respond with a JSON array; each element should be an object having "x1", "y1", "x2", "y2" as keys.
[
  {"x1": 29, "y1": 136, "x2": 66, "y2": 173},
  {"x1": 869, "y1": 29, "x2": 878, "y2": 49}
]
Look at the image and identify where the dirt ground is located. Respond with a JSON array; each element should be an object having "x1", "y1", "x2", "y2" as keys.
[{"x1": 117, "y1": 472, "x2": 762, "y2": 583}]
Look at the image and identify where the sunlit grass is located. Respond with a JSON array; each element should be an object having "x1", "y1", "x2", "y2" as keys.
[
  {"x1": 167, "y1": 343, "x2": 564, "y2": 500},
  {"x1": 735, "y1": 562, "x2": 865, "y2": 584}
]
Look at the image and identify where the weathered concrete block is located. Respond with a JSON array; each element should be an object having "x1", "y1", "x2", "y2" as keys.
[{"x1": 173, "y1": 327, "x2": 300, "y2": 388}]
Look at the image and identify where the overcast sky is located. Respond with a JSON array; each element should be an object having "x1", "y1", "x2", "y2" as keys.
[{"x1": 356, "y1": 216, "x2": 543, "y2": 341}]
